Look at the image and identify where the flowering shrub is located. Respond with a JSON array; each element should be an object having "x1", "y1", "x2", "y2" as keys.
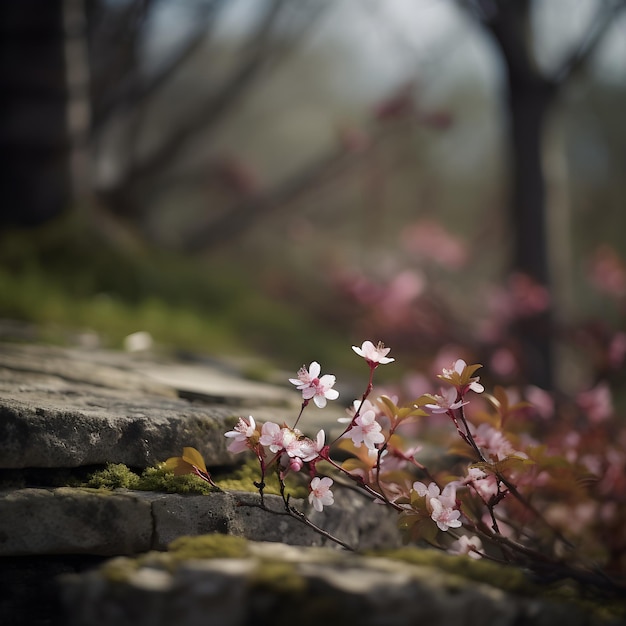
[{"x1": 168, "y1": 338, "x2": 626, "y2": 595}]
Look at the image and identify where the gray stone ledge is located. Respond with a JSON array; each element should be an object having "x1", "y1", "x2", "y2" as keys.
[
  {"x1": 0, "y1": 341, "x2": 341, "y2": 469},
  {"x1": 0, "y1": 391, "x2": 240, "y2": 468},
  {"x1": 0, "y1": 486, "x2": 401, "y2": 556},
  {"x1": 59, "y1": 541, "x2": 618, "y2": 626}
]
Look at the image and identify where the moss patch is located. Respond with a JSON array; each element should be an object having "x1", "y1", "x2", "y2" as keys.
[
  {"x1": 167, "y1": 534, "x2": 250, "y2": 561},
  {"x1": 374, "y1": 547, "x2": 532, "y2": 594},
  {"x1": 100, "y1": 557, "x2": 140, "y2": 584},
  {"x1": 373, "y1": 547, "x2": 626, "y2": 622},
  {"x1": 251, "y1": 560, "x2": 307, "y2": 594},
  {"x1": 85, "y1": 463, "x2": 216, "y2": 495},
  {"x1": 214, "y1": 458, "x2": 308, "y2": 499}
]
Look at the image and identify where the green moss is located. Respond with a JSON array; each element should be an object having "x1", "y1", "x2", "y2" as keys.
[
  {"x1": 82, "y1": 459, "x2": 308, "y2": 498},
  {"x1": 84, "y1": 463, "x2": 217, "y2": 495},
  {"x1": 100, "y1": 557, "x2": 140, "y2": 584},
  {"x1": 167, "y1": 534, "x2": 250, "y2": 561},
  {"x1": 0, "y1": 215, "x2": 354, "y2": 366},
  {"x1": 373, "y1": 547, "x2": 533, "y2": 595},
  {"x1": 138, "y1": 465, "x2": 216, "y2": 495},
  {"x1": 85, "y1": 464, "x2": 141, "y2": 490},
  {"x1": 251, "y1": 560, "x2": 307, "y2": 595},
  {"x1": 214, "y1": 458, "x2": 308, "y2": 499},
  {"x1": 372, "y1": 547, "x2": 626, "y2": 622}
]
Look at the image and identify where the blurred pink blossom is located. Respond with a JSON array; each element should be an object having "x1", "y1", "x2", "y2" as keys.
[
  {"x1": 609, "y1": 332, "x2": 626, "y2": 369},
  {"x1": 490, "y1": 347, "x2": 518, "y2": 378},
  {"x1": 401, "y1": 219, "x2": 468, "y2": 269},
  {"x1": 471, "y1": 423, "x2": 515, "y2": 461},
  {"x1": 587, "y1": 245, "x2": 626, "y2": 298},
  {"x1": 577, "y1": 382, "x2": 613, "y2": 423},
  {"x1": 525, "y1": 385, "x2": 554, "y2": 420}
]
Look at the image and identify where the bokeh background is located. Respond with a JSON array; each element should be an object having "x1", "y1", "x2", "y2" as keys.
[{"x1": 2, "y1": 0, "x2": 625, "y2": 395}]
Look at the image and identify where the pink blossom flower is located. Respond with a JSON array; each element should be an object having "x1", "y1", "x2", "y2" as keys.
[
  {"x1": 224, "y1": 416, "x2": 257, "y2": 453},
  {"x1": 260, "y1": 423, "x2": 326, "y2": 464},
  {"x1": 259, "y1": 421, "x2": 284, "y2": 453},
  {"x1": 281, "y1": 429, "x2": 309, "y2": 458},
  {"x1": 413, "y1": 481, "x2": 457, "y2": 506},
  {"x1": 347, "y1": 409, "x2": 385, "y2": 451},
  {"x1": 412, "y1": 481, "x2": 460, "y2": 531},
  {"x1": 284, "y1": 455, "x2": 303, "y2": 472},
  {"x1": 308, "y1": 476, "x2": 334, "y2": 512},
  {"x1": 440, "y1": 359, "x2": 484, "y2": 394},
  {"x1": 471, "y1": 423, "x2": 515, "y2": 461},
  {"x1": 448, "y1": 535, "x2": 483, "y2": 559},
  {"x1": 462, "y1": 467, "x2": 500, "y2": 501},
  {"x1": 352, "y1": 340, "x2": 395, "y2": 367},
  {"x1": 298, "y1": 430, "x2": 326, "y2": 462},
  {"x1": 430, "y1": 498, "x2": 462, "y2": 531},
  {"x1": 289, "y1": 361, "x2": 339, "y2": 408},
  {"x1": 339, "y1": 398, "x2": 378, "y2": 424},
  {"x1": 423, "y1": 387, "x2": 468, "y2": 414},
  {"x1": 413, "y1": 480, "x2": 441, "y2": 500}
]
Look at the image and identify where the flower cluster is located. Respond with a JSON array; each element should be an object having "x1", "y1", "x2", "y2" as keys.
[
  {"x1": 167, "y1": 337, "x2": 626, "y2": 594},
  {"x1": 222, "y1": 342, "x2": 396, "y2": 511},
  {"x1": 412, "y1": 481, "x2": 461, "y2": 531}
]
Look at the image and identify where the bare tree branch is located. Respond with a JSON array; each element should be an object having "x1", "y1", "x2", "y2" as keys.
[
  {"x1": 92, "y1": 0, "x2": 226, "y2": 131},
  {"x1": 183, "y1": 117, "x2": 421, "y2": 252},
  {"x1": 459, "y1": 0, "x2": 541, "y2": 83},
  {"x1": 552, "y1": 0, "x2": 626, "y2": 84},
  {"x1": 104, "y1": 0, "x2": 329, "y2": 210}
]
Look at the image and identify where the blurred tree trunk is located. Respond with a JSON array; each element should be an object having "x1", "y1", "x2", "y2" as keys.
[
  {"x1": 464, "y1": 0, "x2": 625, "y2": 389},
  {"x1": 0, "y1": 0, "x2": 71, "y2": 226},
  {"x1": 485, "y1": 0, "x2": 556, "y2": 388}
]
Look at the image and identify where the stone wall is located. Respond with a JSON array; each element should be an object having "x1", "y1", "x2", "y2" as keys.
[{"x1": 1, "y1": 342, "x2": 623, "y2": 626}]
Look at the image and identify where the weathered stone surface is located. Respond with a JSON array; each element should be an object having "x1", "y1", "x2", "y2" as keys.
[
  {"x1": 0, "y1": 487, "x2": 401, "y2": 557},
  {"x1": 0, "y1": 341, "x2": 315, "y2": 469},
  {"x1": 0, "y1": 387, "x2": 240, "y2": 468},
  {"x1": 0, "y1": 487, "x2": 153, "y2": 556},
  {"x1": 60, "y1": 540, "x2": 618, "y2": 626},
  {"x1": 149, "y1": 491, "x2": 331, "y2": 549}
]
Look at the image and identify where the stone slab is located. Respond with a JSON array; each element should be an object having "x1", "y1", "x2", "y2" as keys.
[
  {"x1": 0, "y1": 487, "x2": 153, "y2": 556},
  {"x1": 0, "y1": 384, "x2": 238, "y2": 468},
  {"x1": 0, "y1": 487, "x2": 401, "y2": 557},
  {"x1": 0, "y1": 341, "x2": 333, "y2": 469},
  {"x1": 59, "y1": 540, "x2": 616, "y2": 626}
]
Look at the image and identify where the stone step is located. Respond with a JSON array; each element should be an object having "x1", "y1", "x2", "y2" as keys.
[
  {"x1": 0, "y1": 486, "x2": 401, "y2": 557},
  {"x1": 0, "y1": 342, "x2": 344, "y2": 470},
  {"x1": 59, "y1": 537, "x2": 616, "y2": 626}
]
